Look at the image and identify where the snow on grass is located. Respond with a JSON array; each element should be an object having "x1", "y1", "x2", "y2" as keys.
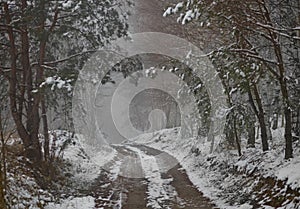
[
  {"x1": 61, "y1": 133, "x2": 117, "y2": 182},
  {"x1": 6, "y1": 171, "x2": 53, "y2": 209},
  {"x1": 234, "y1": 127, "x2": 300, "y2": 190},
  {"x1": 4, "y1": 131, "x2": 117, "y2": 209},
  {"x1": 277, "y1": 161, "x2": 300, "y2": 189},
  {"x1": 45, "y1": 196, "x2": 95, "y2": 209}
]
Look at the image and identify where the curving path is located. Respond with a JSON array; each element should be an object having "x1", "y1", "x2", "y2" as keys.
[{"x1": 89, "y1": 143, "x2": 218, "y2": 209}]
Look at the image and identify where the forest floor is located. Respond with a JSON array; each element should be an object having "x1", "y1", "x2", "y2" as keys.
[
  {"x1": 129, "y1": 128, "x2": 300, "y2": 209},
  {"x1": 4, "y1": 128, "x2": 300, "y2": 209},
  {"x1": 44, "y1": 141, "x2": 218, "y2": 209}
]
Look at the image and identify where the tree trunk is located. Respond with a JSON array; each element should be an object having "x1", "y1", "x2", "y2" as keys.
[
  {"x1": 272, "y1": 113, "x2": 278, "y2": 130},
  {"x1": 0, "y1": 169, "x2": 6, "y2": 209},
  {"x1": 296, "y1": 107, "x2": 300, "y2": 138},
  {"x1": 273, "y1": 38, "x2": 293, "y2": 158},
  {"x1": 0, "y1": 123, "x2": 7, "y2": 209},
  {"x1": 283, "y1": 106, "x2": 293, "y2": 159},
  {"x1": 26, "y1": 0, "x2": 48, "y2": 163},
  {"x1": 266, "y1": 119, "x2": 272, "y2": 142},
  {"x1": 209, "y1": 119, "x2": 215, "y2": 153},
  {"x1": 41, "y1": 97, "x2": 50, "y2": 161},
  {"x1": 247, "y1": 119, "x2": 256, "y2": 148},
  {"x1": 262, "y1": 1, "x2": 293, "y2": 158},
  {"x1": 225, "y1": 118, "x2": 235, "y2": 147},
  {"x1": 248, "y1": 85, "x2": 269, "y2": 151},
  {"x1": 233, "y1": 114, "x2": 242, "y2": 156},
  {"x1": 256, "y1": 125, "x2": 260, "y2": 139},
  {"x1": 4, "y1": 2, "x2": 35, "y2": 160},
  {"x1": 279, "y1": 78, "x2": 293, "y2": 159}
]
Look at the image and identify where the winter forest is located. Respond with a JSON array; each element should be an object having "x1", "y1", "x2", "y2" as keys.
[{"x1": 0, "y1": 0, "x2": 300, "y2": 208}]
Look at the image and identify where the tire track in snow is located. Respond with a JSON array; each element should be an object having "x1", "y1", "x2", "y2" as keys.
[
  {"x1": 91, "y1": 143, "x2": 216, "y2": 208},
  {"x1": 125, "y1": 145, "x2": 183, "y2": 209},
  {"x1": 92, "y1": 146, "x2": 147, "y2": 208}
]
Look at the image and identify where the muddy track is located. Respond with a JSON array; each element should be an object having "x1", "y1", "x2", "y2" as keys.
[
  {"x1": 87, "y1": 144, "x2": 217, "y2": 209},
  {"x1": 163, "y1": 164, "x2": 217, "y2": 209}
]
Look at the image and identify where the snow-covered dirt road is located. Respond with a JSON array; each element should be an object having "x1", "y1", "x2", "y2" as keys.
[{"x1": 88, "y1": 143, "x2": 217, "y2": 209}]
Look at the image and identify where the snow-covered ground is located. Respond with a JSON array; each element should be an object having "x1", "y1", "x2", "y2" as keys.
[
  {"x1": 3, "y1": 130, "x2": 117, "y2": 209},
  {"x1": 45, "y1": 196, "x2": 95, "y2": 209},
  {"x1": 126, "y1": 145, "x2": 176, "y2": 209},
  {"x1": 5, "y1": 170, "x2": 53, "y2": 209},
  {"x1": 61, "y1": 133, "x2": 117, "y2": 182},
  {"x1": 133, "y1": 127, "x2": 300, "y2": 209},
  {"x1": 5, "y1": 127, "x2": 299, "y2": 208},
  {"x1": 37, "y1": 128, "x2": 300, "y2": 208}
]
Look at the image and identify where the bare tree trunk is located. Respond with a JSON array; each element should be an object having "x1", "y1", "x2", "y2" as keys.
[
  {"x1": 0, "y1": 144, "x2": 7, "y2": 208},
  {"x1": 4, "y1": 2, "x2": 33, "y2": 156},
  {"x1": 272, "y1": 113, "x2": 278, "y2": 130},
  {"x1": 0, "y1": 111, "x2": 7, "y2": 209},
  {"x1": 247, "y1": 116, "x2": 256, "y2": 148},
  {"x1": 266, "y1": 119, "x2": 273, "y2": 142},
  {"x1": 233, "y1": 114, "x2": 242, "y2": 156},
  {"x1": 261, "y1": 0, "x2": 293, "y2": 158},
  {"x1": 248, "y1": 85, "x2": 269, "y2": 151},
  {"x1": 26, "y1": 0, "x2": 49, "y2": 163},
  {"x1": 209, "y1": 119, "x2": 215, "y2": 153},
  {"x1": 296, "y1": 107, "x2": 300, "y2": 138},
  {"x1": 0, "y1": 163, "x2": 6, "y2": 209},
  {"x1": 274, "y1": 47, "x2": 293, "y2": 158},
  {"x1": 3, "y1": 1, "x2": 45, "y2": 163},
  {"x1": 283, "y1": 105, "x2": 293, "y2": 158},
  {"x1": 280, "y1": 81, "x2": 293, "y2": 158},
  {"x1": 276, "y1": 43, "x2": 293, "y2": 159},
  {"x1": 41, "y1": 97, "x2": 50, "y2": 161}
]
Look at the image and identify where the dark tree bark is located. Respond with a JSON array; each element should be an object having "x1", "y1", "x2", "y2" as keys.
[
  {"x1": 248, "y1": 85, "x2": 269, "y2": 151},
  {"x1": 3, "y1": 1, "x2": 43, "y2": 162},
  {"x1": 247, "y1": 116, "x2": 256, "y2": 148},
  {"x1": 4, "y1": 2, "x2": 32, "y2": 155},
  {"x1": 41, "y1": 97, "x2": 50, "y2": 161},
  {"x1": 261, "y1": 0, "x2": 293, "y2": 158},
  {"x1": 233, "y1": 114, "x2": 242, "y2": 156},
  {"x1": 295, "y1": 107, "x2": 300, "y2": 138},
  {"x1": 0, "y1": 123, "x2": 7, "y2": 209},
  {"x1": 272, "y1": 113, "x2": 279, "y2": 130}
]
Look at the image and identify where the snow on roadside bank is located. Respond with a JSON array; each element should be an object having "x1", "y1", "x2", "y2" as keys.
[
  {"x1": 234, "y1": 128, "x2": 300, "y2": 190},
  {"x1": 4, "y1": 131, "x2": 117, "y2": 209},
  {"x1": 45, "y1": 196, "x2": 95, "y2": 209},
  {"x1": 133, "y1": 127, "x2": 300, "y2": 209},
  {"x1": 61, "y1": 133, "x2": 117, "y2": 182},
  {"x1": 132, "y1": 128, "x2": 238, "y2": 208}
]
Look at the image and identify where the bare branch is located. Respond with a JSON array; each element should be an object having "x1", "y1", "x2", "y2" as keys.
[
  {"x1": 49, "y1": 7, "x2": 59, "y2": 33},
  {"x1": 31, "y1": 50, "x2": 96, "y2": 67}
]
